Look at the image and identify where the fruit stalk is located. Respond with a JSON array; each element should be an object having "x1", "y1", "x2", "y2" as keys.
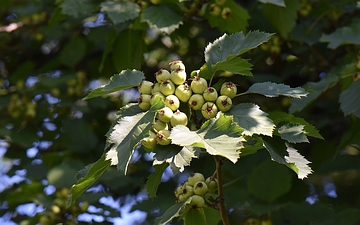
[{"x1": 215, "y1": 156, "x2": 229, "y2": 225}]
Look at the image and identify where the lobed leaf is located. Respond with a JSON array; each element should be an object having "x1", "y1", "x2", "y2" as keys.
[
  {"x1": 141, "y1": 5, "x2": 183, "y2": 34},
  {"x1": 170, "y1": 113, "x2": 245, "y2": 164},
  {"x1": 339, "y1": 79, "x2": 360, "y2": 118},
  {"x1": 146, "y1": 163, "x2": 168, "y2": 198},
  {"x1": 106, "y1": 97, "x2": 164, "y2": 174},
  {"x1": 229, "y1": 103, "x2": 275, "y2": 137},
  {"x1": 244, "y1": 82, "x2": 308, "y2": 98},
  {"x1": 83, "y1": 69, "x2": 145, "y2": 100},
  {"x1": 100, "y1": 1, "x2": 140, "y2": 25},
  {"x1": 278, "y1": 124, "x2": 309, "y2": 143}
]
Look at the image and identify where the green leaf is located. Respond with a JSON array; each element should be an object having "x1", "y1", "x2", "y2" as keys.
[
  {"x1": 339, "y1": 79, "x2": 360, "y2": 118},
  {"x1": 244, "y1": 82, "x2": 308, "y2": 98},
  {"x1": 268, "y1": 111, "x2": 323, "y2": 139},
  {"x1": 83, "y1": 69, "x2": 145, "y2": 100},
  {"x1": 67, "y1": 154, "x2": 111, "y2": 207},
  {"x1": 184, "y1": 208, "x2": 206, "y2": 225},
  {"x1": 247, "y1": 160, "x2": 292, "y2": 202},
  {"x1": 170, "y1": 113, "x2": 245, "y2": 163},
  {"x1": 146, "y1": 163, "x2": 168, "y2": 198},
  {"x1": 289, "y1": 74, "x2": 338, "y2": 113},
  {"x1": 141, "y1": 5, "x2": 183, "y2": 34},
  {"x1": 214, "y1": 57, "x2": 253, "y2": 76},
  {"x1": 106, "y1": 98, "x2": 164, "y2": 174},
  {"x1": 59, "y1": 38, "x2": 87, "y2": 68},
  {"x1": 61, "y1": 0, "x2": 97, "y2": 18},
  {"x1": 261, "y1": 0, "x2": 301, "y2": 38},
  {"x1": 258, "y1": 0, "x2": 285, "y2": 7},
  {"x1": 229, "y1": 103, "x2": 275, "y2": 137},
  {"x1": 205, "y1": 0, "x2": 250, "y2": 33},
  {"x1": 154, "y1": 198, "x2": 192, "y2": 225},
  {"x1": 47, "y1": 164, "x2": 78, "y2": 188},
  {"x1": 205, "y1": 31, "x2": 272, "y2": 68},
  {"x1": 112, "y1": 30, "x2": 146, "y2": 72},
  {"x1": 262, "y1": 137, "x2": 312, "y2": 179},
  {"x1": 320, "y1": 19, "x2": 360, "y2": 49},
  {"x1": 278, "y1": 124, "x2": 309, "y2": 143},
  {"x1": 100, "y1": 2, "x2": 140, "y2": 25}
]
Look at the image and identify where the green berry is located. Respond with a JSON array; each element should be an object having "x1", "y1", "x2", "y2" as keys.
[
  {"x1": 220, "y1": 82, "x2": 237, "y2": 98},
  {"x1": 156, "y1": 129, "x2": 171, "y2": 145},
  {"x1": 216, "y1": 95, "x2": 232, "y2": 112},
  {"x1": 165, "y1": 94, "x2": 180, "y2": 111},
  {"x1": 141, "y1": 137, "x2": 157, "y2": 149},
  {"x1": 201, "y1": 102, "x2": 218, "y2": 119},
  {"x1": 150, "y1": 92, "x2": 165, "y2": 105},
  {"x1": 191, "y1": 76, "x2": 208, "y2": 94},
  {"x1": 158, "y1": 107, "x2": 173, "y2": 123},
  {"x1": 175, "y1": 83, "x2": 192, "y2": 102},
  {"x1": 138, "y1": 80, "x2": 153, "y2": 94},
  {"x1": 171, "y1": 110, "x2": 188, "y2": 127},
  {"x1": 160, "y1": 79, "x2": 176, "y2": 96},
  {"x1": 138, "y1": 94, "x2": 151, "y2": 110},
  {"x1": 203, "y1": 87, "x2": 218, "y2": 102},
  {"x1": 209, "y1": 3, "x2": 222, "y2": 16},
  {"x1": 190, "y1": 195, "x2": 205, "y2": 208},
  {"x1": 152, "y1": 83, "x2": 161, "y2": 94},
  {"x1": 169, "y1": 60, "x2": 186, "y2": 71},
  {"x1": 205, "y1": 177, "x2": 218, "y2": 193},
  {"x1": 188, "y1": 94, "x2": 205, "y2": 110},
  {"x1": 188, "y1": 172, "x2": 205, "y2": 186},
  {"x1": 153, "y1": 119, "x2": 168, "y2": 131},
  {"x1": 170, "y1": 68, "x2": 187, "y2": 85},
  {"x1": 221, "y1": 7, "x2": 231, "y2": 19},
  {"x1": 193, "y1": 181, "x2": 208, "y2": 196},
  {"x1": 155, "y1": 69, "x2": 171, "y2": 83}
]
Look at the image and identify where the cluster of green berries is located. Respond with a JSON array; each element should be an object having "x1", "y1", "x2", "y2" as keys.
[
  {"x1": 174, "y1": 172, "x2": 218, "y2": 208},
  {"x1": 209, "y1": 0, "x2": 232, "y2": 19},
  {"x1": 138, "y1": 60, "x2": 237, "y2": 148}
]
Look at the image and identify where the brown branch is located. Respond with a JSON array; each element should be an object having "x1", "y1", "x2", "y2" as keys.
[{"x1": 215, "y1": 156, "x2": 229, "y2": 225}]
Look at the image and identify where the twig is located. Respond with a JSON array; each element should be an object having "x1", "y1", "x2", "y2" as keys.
[{"x1": 215, "y1": 156, "x2": 230, "y2": 225}]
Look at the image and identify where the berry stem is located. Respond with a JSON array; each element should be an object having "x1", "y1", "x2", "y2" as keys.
[{"x1": 215, "y1": 156, "x2": 230, "y2": 225}]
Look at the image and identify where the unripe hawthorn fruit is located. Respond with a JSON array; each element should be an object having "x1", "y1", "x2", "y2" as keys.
[
  {"x1": 160, "y1": 80, "x2": 176, "y2": 96},
  {"x1": 193, "y1": 181, "x2": 208, "y2": 195},
  {"x1": 215, "y1": 0, "x2": 227, "y2": 6},
  {"x1": 205, "y1": 177, "x2": 218, "y2": 193},
  {"x1": 175, "y1": 184, "x2": 185, "y2": 197},
  {"x1": 175, "y1": 83, "x2": 192, "y2": 102},
  {"x1": 138, "y1": 80, "x2": 153, "y2": 94},
  {"x1": 188, "y1": 172, "x2": 205, "y2": 186},
  {"x1": 221, "y1": 7, "x2": 231, "y2": 19},
  {"x1": 155, "y1": 69, "x2": 171, "y2": 83},
  {"x1": 169, "y1": 60, "x2": 186, "y2": 71},
  {"x1": 191, "y1": 76, "x2": 208, "y2": 94},
  {"x1": 170, "y1": 68, "x2": 187, "y2": 85},
  {"x1": 190, "y1": 195, "x2": 205, "y2": 208},
  {"x1": 150, "y1": 92, "x2": 165, "y2": 105},
  {"x1": 216, "y1": 95, "x2": 232, "y2": 112},
  {"x1": 209, "y1": 3, "x2": 222, "y2": 16},
  {"x1": 190, "y1": 70, "x2": 199, "y2": 78},
  {"x1": 171, "y1": 110, "x2": 188, "y2": 127},
  {"x1": 156, "y1": 129, "x2": 171, "y2": 145},
  {"x1": 220, "y1": 82, "x2": 237, "y2": 98},
  {"x1": 152, "y1": 83, "x2": 161, "y2": 94},
  {"x1": 138, "y1": 94, "x2": 151, "y2": 110},
  {"x1": 188, "y1": 94, "x2": 205, "y2": 110},
  {"x1": 141, "y1": 137, "x2": 157, "y2": 149},
  {"x1": 203, "y1": 87, "x2": 218, "y2": 102},
  {"x1": 158, "y1": 107, "x2": 173, "y2": 123},
  {"x1": 153, "y1": 119, "x2": 168, "y2": 131},
  {"x1": 201, "y1": 102, "x2": 218, "y2": 119},
  {"x1": 165, "y1": 94, "x2": 180, "y2": 111},
  {"x1": 182, "y1": 185, "x2": 194, "y2": 198}
]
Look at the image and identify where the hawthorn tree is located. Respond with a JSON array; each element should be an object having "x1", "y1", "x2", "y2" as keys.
[{"x1": 1, "y1": 0, "x2": 360, "y2": 224}]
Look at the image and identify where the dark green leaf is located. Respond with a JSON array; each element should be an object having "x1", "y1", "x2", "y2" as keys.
[
  {"x1": 47, "y1": 164, "x2": 78, "y2": 188},
  {"x1": 261, "y1": 0, "x2": 300, "y2": 38},
  {"x1": 146, "y1": 163, "x2": 168, "y2": 198},
  {"x1": 61, "y1": 0, "x2": 97, "y2": 18},
  {"x1": 141, "y1": 5, "x2": 183, "y2": 34},
  {"x1": 214, "y1": 57, "x2": 253, "y2": 76},
  {"x1": 184, "y1": 208, "x2": 206, "y2": 225},
  {"x1": 101, "y1": 1, "x2": 140, "y2": 24},
  {"x1": 67, "y1": 154, "x2": 111, "y2": 207},
  {"x1": 154, "y1": 199, "x2": 192, "y2": 225},
  {"x1": 244, "y1": 82, "x2": 308, "y2": 98},
  {"x1": 83, "y1": 69, "x2": 145, "y2": 100},
  {"x1": 247, "y1": 160, "x2": 292, "y2": 202},
  {"x1": 59, "y1": 38, "x2": 87, "y2": 68},
  {"x1": 339, "y1": 79, "x2": 360, "y2": 118}
]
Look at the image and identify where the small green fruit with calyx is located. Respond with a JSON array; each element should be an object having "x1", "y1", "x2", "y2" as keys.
[
  {"x1": 160, "y1": 80, "x2": 176, "y2": 96},
  {"x1": 175, "y1": 83, "x2": 192, "y2": 102},
  {"x1": 138, "y1": 94, "x2": 151, "y2": 110},
  {"x1": 165, "y1": 94, "x2": 180, "y2": 111},
  {"x1": 221, "y1": 7, "x2": 231, "y2": 19},
  {"x1": 203, "y1": 87, "x2": 218, "y2": 102},
  {"x1": 216, "y1": 95, "x2": 232, "y2": 112},
  {"x1": 201, "y1": 102, "x2": 218, "y2": 119},
  {"x1": 169, "y1": 60, "x2": 186, "y2": 71},
  {"x1": 171, "y1": 110, "x2": 188, "y2": 127},
  {"x1": 155, "y1": 69, "x2": 171, "y2": 83},
  {"x1": 152, "y1": 83, "x2": 161, "y2": 94},
  {"x1": 170, "y1": 68, "x2": 187, "y2": 85},
  {"x1": 191, "y1": 76, "x2": 208, "y2": 94},
  {"x1": 156, "y1": 129, "x2": 171, "y2": 145},
  {"x1": 141, "y1": 137, "x2": 157, "y2": 149},
  {"x1": 220, "y1": 81, "x2": 237, "y2": 98},
  {"x1": 190, "y1": 195, "x2": 205, "y2": 208},
  {"x1": 209, "y1": 3, "x2": 222, "y2": 16},
  {"x1": 188, "y1": 172, "x2": 205, "y2": 186},
  {"x1": 158, "y1": 107, "x2": 173, "y2": 123},
  {"x1": 153, "y1": 119, "x2": 168, "y2": 131},
  {"x1": 193, "y1": 181, "x2": 208, "y2": 196},
  {"x1": 205, "y1": 177, "x2": 218, "y2": 193},
  {"x1": 138, "y1": 80, "x2": 153, "y2": 94},
  {"x1": 188, "y1": 94, "x2": 205, "y2": 110}
]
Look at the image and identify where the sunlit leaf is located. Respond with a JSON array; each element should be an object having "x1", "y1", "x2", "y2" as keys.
[
  {"x1": 285, "y1": 144, "x2": 313, "y2": 179},
  {"x1": 83, "y1": 69, "x2": 145, "y2": 100},
  {"x1": 170, "y1": 113, "x2": 245, "y2": 163},
  {"x1": 339, "y1": 79, "x2": 360, "y2": 118},
  {"x1": 244, "y1": 82, "x2": 308, "y2": 98},
  {"x1": 258, "y1": 0, "x2": 285, "y2": 7},
  {"x1": 100, "y1": 1, "x2": 140, "y2": 24},
  {"x1": 213, "y1": 57, "x2": 253, "y2": 76},
  {"x1": 278, "y1": 124, "x2": 309, "y2": 143},
  {"x1": 146, "y1": 163, "x2": 168, "y2": 198},
  {"x1": 261, "y1": 0, "x2": 300, "y2": 38},
  {"x1": 229, "y1": 103, "x2": 275, "y2": 137},
  {"x1": 106, "y1": 97, "x2": 164, "y2": 174},
  {"x1": 141, "y1": 5, "x2": 183, "y2": 34}
]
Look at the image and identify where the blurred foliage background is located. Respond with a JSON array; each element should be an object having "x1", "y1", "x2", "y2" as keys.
[{"x1": 1, "y1": 0, "x2": 360, "y2": 224}]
